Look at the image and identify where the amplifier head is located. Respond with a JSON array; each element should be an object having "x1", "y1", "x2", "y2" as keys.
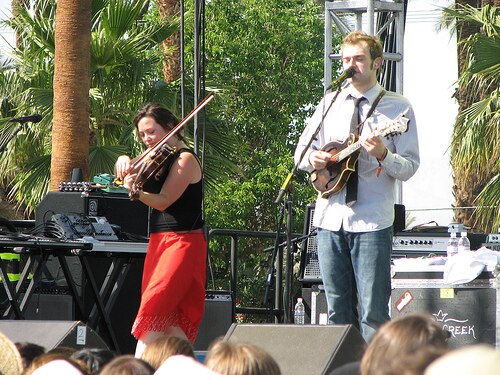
[{"x1": 36, "y1": 191, "x2": 149, "y2": 237}]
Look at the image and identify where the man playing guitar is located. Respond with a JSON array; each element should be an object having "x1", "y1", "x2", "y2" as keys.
[{"x1": 294, "y1": 31, "x2": 419, "y2": 341}]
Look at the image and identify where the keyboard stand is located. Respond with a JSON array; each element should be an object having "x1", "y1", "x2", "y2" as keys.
[
  {"x1": 79, "y1": 256, "x2": 120, "y2": 351},
  {"x1": 0, "y1": 237, "x2": 119, "y2": 352},
  {"x1": 0, "y1": 257, "x2": 23, "y2": 319}
]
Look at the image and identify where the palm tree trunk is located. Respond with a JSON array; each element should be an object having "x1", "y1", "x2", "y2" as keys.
[
  {"x1": 50, "y1": 1, "x2": 92, "y2": 191},
  {"x1": 157, "y1": 0, "x2": 181, "y2": 82}
]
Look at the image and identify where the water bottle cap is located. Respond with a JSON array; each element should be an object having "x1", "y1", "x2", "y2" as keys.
[
  {"x1": 461, "y1": 231, "x2": 467, "y2": 236},
  {"x1": 297, "y1": 297, "x2": 303, "y2": 302}
]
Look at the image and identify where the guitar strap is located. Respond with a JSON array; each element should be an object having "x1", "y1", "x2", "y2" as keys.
[
  {"x1": 354, "y1": 89, "x2": 386, "y2": 135},
  {"x1": 349, "y1": 88, "x2": 387, "y2": 198}
]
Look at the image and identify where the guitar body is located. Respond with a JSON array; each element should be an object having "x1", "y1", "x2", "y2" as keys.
[
  {"x1": 308, "y1": 114, "x2": 409, "y2": 199},
  {"x1": 310, "y1": 134, "x2": 359, "y2": 199}
]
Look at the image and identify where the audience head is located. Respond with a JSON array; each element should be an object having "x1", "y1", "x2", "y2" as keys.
[
  {"x1": 15, "y1": 342, "x2": 46, "y2": 369},
  {"x1": 140, "y1": 335, "x2": 195, "y2": 369},
  {"x1": 155, "y1": 355, "x2": 220, "y2": 375},
  {"x1": 30, "y1": 359, "x2": 86, "y2": 375},
  {"x1": 23, "y1": 352, "x2": 87, "y2": 375},
  {"x1": 360, "y1": 313, "x2": 449, "y2": 375},
  {"x1": 425, "y1": 344, "x2": 500, "y2": 375},
  {"x1": 46, "y1": 345, "x2": 78, "y2": 357},
  {"x1": 204, "y1": 340, "x2": 281, "y2": 375},
  {"x1": 70, "y1": 348, "x2": 117, "y2": 374},
  {"x1": 100, "y1": 355, "x2": 154, "y2": 375},
  {"x1": 0, "y1": 331, "x2": 23, "y2": 375}
]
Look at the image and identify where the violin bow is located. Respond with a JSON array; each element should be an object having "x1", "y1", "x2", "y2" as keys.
[{"x1": 130, "y1": 93, "x2": 215, "y2": 173}]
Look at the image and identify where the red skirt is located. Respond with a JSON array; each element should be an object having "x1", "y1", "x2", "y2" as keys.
[{"x1": 131, "y1": 231, "x2": 207, "y2": 343}]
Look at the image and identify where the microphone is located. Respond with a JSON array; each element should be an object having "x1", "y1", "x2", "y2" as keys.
[
  {"x1": 8, "y1": 114, "x2": 43, "y2": 123},
  {"x1": 325, "y1": 67, "x2": 356, "y2": 91}
]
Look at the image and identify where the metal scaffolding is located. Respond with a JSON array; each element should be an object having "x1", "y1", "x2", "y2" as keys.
[{"x1": 324, "y1": 0, "x2": 407, "y2": 94}]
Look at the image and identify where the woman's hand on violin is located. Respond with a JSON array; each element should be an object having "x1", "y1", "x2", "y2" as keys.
[
  {"x1": 115, "y1": 155, "x2": 132, "y2": 180},
  {"x1": 309, "y1": 150, "x2": 331, "y2": 170},
  {"x1": 122, "y1": 173, "x2": 137, "y2": 192}
]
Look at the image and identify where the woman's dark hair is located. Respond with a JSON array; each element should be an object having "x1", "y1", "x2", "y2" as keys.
[
  {"x1": 133, "y1": 104, "x2": 179, "y2": 132},
  {"x1": 70, "y1": 348, "x2": 117, "y2": 375},
  {"x1": 15, "y1": 342, "x2": 46, "y2": 369}
]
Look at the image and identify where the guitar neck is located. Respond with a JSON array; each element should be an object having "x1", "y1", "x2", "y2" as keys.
[{"x1": 335, "y1": 140, "x2": 362, "y2": 162}]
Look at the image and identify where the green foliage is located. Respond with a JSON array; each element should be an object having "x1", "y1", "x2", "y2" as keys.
[
  {"x1": 192, "y1": 0, "x2": 334, "y2": 316},
  {"x1": 0, "y1": 0, "x2": 237, "y2": 215},
  {"x1": 441, "y1": 4, "x2": 499, "y2": 232},
  {"x1": 0, "y1": 0, "x2": 341, "y2": 320}
]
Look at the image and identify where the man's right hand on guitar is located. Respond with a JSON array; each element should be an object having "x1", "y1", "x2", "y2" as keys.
[{"x1": 308, "y1": 150, "x2": 332, "y2": 170}]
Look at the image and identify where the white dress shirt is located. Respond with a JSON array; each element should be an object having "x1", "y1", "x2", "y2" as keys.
[{"x1": 294, "y1": 83, "x2": 420, "y2": 232}]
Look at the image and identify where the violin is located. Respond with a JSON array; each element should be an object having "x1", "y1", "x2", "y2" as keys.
[{"x1": 128, "y1": 93, "x2": 215, "y2": 200}]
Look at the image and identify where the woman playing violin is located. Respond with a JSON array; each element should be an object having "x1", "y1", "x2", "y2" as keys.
[{"x1": 115, "y1": 103, "x2": 206, "y2": 358}]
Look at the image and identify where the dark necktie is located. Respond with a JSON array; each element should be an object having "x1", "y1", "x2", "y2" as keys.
[{"x1": 345, "y1": 96, "x2": 365, "y2": 207}]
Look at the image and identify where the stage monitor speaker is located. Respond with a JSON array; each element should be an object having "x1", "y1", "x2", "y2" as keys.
[
  {"x1": 224, "y1": 324, "x2": 366, "y2": 375},
  {"x1": 194, "y1": 291, "x2": 233, "y2": 351},
  {"x1": 0, "y1": 320, "x2": 109, "y2": 351}
]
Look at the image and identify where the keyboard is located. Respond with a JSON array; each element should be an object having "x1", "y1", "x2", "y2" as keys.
[{"x1": 0, "y1": 234, "x2": 93, "y2": 251}]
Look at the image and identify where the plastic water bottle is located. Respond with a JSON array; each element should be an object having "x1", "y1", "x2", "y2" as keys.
[
  {"x1": 458, "y1": 231, "x2": 471, "y2": 252},
  {"x1": 294, "y1": 297, "x2": 305, "y2": 325},
  {"x1": 447, "y1": 232, "x2": 458, "y2": 258}
]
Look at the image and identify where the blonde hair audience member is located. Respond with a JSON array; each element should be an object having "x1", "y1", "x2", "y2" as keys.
[
  {"x1": 0, "y1": 331, "x2": 23, "y2": 375},
  {"x1": 360, "y1": 313, "x2": 449, "y2": 375},
  {"x1": 204, "y1": 340, "x2": 281, "y2": 375},
  {"x1": 140, "y1": 334, "x2": 195, "y2": 369}
]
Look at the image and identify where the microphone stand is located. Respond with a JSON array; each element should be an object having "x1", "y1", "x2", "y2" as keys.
[
  {"x1": 273, "y1": 81, "x2": 348, "y2": 323},
  {"x1": 263, "y1": 199, "x2": 286, "y2": 322}
]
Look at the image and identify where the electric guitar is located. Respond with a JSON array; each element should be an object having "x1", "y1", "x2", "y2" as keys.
[{"x1": 310, "y1": 114, "x2": 409, "y2": 199}]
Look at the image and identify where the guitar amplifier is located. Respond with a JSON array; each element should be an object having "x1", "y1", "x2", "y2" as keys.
[
  {"x1": 300, "y1": 204, "x2": 321, "y2": 283},
  {"x1": 36, "y1": 191, "x2": 149, "y2": 238}
]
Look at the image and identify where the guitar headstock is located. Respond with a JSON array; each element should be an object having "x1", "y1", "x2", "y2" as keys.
[{"x1": 378, "y1": 115, "x2": 409, "y2": 138}]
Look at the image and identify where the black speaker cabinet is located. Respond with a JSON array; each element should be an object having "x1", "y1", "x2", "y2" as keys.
[
  {"x1": 302, "y1": 285, "x2": 328, "y2": 324},
  {"x1": 391, "y1": 283, "x2": 498, "y2": 348},
  {"x1": 224, "y1": 324, "x2": 366, "y2": 375},
  {"x1": 35, "y1": 191, "x2": 149, "y2": 237},
  {"x1": 0, "y1": 320, "x2": 109, "y2": 350},
  {"x1": 194, "y1": 291, "x2": 233, "y2": 351},
  {"x1": 21, "y1": 291, "x2": 74, "y2": 321}
]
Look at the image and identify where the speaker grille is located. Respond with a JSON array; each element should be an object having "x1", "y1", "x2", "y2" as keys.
[{"x1": 301, "y1": 204, "x2": 322, "y2": 282}]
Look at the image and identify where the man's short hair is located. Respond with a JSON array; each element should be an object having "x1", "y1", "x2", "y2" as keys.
[{"x1": 342, "y1": 31, "x2": 383, "y2": 61}]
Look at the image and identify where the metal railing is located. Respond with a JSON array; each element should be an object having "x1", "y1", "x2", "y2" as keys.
[{"x1": 207, "y1": 229, "x2": 302, "y2": 322}]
